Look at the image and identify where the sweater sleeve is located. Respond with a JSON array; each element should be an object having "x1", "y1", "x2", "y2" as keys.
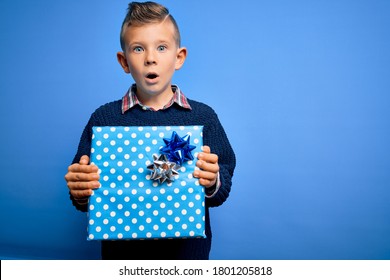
[
  {"x1": 202, "y1": 109, "x2": 236, "y2": 208},
  {"x1": 69, "y1": 116, "x2": 94, "y2": 212}
]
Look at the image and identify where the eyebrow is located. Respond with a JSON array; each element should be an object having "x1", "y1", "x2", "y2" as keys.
[{"x1": 128, "y1": 40, "x2": 172, "y2": 46}]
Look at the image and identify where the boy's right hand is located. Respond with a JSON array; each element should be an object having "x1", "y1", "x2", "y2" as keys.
[{"x1": 65, "y1": 155, "x2": 100, "y2": 200}]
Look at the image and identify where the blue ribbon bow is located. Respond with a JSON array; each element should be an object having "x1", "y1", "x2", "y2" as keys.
[{"x1": 160, "y1": 131, "x2": 196, "y2": 166}]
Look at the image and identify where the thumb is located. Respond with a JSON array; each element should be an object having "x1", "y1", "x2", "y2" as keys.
[{"x1": 79, "y1": 155, "x2": 90, "y2": 165}]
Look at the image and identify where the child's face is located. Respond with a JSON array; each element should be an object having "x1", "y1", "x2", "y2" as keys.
[{"x1": 117, "y1": 20, "x2": 186, "y2": 100}]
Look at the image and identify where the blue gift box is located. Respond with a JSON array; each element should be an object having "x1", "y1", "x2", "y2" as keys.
[{"x1": 87, "y1": 126, "x2": 206, "y2": 240}]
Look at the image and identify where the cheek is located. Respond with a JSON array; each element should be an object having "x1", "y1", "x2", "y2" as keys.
[
  {"x1": 127, "y1": 62, "x2": 142, "y2": 75},
  {"x1": 127, "y1": 56, "x2": 143, "y2": 69},
  {"x1": 162, "y1": 57, "x2": 179, "y2": 71}
]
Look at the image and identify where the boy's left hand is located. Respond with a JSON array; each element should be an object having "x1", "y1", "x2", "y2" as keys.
[{"x1": 193, "y1": 145, "x2": 219, "y2": 188}]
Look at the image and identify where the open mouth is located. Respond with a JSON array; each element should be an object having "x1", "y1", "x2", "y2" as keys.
[{"x1": 146, "y1": 73, "x2": 159, "y2": 79}]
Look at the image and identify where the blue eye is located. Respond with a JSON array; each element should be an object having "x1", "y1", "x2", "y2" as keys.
[
  {"x1": 157, "y1": 45, "x2": 167, "y2": 52},
  {"x1": 133, "y1": 46, "x2": 144, "y2": 53}
]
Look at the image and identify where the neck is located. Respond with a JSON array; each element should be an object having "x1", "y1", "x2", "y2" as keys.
[{"x1": 136, "y1": 87, "x2": 174, "y2": 110}]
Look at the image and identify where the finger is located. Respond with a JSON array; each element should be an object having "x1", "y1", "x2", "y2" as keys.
[
  {"x1": 193, "y1": 169, "x2": 218, "y2": 181},
  {"x1": 198, "y1": 152, "x2": 218, "y2": 164},
  {"x1": 202, "y1": 145, "x2": 211, "y2": 153},
  {"x1": 68, "y1": 163, "x2": 99, "y2": 174},
  {"x1": 67, "y1": 171, "x2": 100, "y2": 182},
  {"x1": 196, "y1": 160, "x2": 219, "y2": 173},
  {"x1": 79, "y1": 155, "x2": 90, "y2": 165},
  {"x1": 74, "y1": 171, "x2": 99, "y2": 182},
  {"x1": 71, "y1": 189, "x2": 93, "y2": 199},
  {"x1": 67, "y1": 180, "x2": 100, "y2": 191},
  {"x1": 198, "y1": 178, "x2": 217, "y2": 188}
]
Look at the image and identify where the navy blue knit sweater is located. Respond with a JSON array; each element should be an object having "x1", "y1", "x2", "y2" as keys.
[{"x1": 71, "y1": 98, "x2": 236, "y2": 260}]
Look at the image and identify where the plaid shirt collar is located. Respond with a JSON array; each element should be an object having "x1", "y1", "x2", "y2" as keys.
[{"x1": 121, "y1": 84, "x2": 192, "y2": 114}]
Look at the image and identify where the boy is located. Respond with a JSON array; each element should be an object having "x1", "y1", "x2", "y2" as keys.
[{"x1": 65, "y1": 1, "x2": 235, "y2": 260}]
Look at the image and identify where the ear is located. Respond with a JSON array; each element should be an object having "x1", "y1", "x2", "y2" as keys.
[
  {"x1": 117, "y1": 51, "x2": 130, "y2": 73},
  {"x1": 175, "y1": 47, "x2": 187, "y2": 70}
]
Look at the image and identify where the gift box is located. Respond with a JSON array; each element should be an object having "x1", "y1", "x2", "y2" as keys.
[{"x1": 87, "y1": 125, "x2": 206, "y2": 241}]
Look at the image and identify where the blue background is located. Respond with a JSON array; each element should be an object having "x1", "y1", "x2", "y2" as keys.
[{"x1": 0, "y1": 0, "x2": 389, "y2": 259}]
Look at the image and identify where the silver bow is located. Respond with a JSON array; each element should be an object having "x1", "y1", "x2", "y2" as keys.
[{"x1": 147, "y1": 154, "x2": 180, "y2": 184}]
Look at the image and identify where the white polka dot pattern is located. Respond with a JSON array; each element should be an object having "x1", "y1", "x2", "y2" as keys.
[{"x1": 87, "y1": 126, "x2": 205, "y2": 240}]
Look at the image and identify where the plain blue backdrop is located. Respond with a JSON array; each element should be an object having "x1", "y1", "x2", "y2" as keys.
[{"x1": 1, "y1": 0, "x2": 389, "y2": 259}]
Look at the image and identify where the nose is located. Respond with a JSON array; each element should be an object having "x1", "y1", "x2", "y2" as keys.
[{"x1": 145, "y1": 50, "x2": 157, "y2": 65}]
